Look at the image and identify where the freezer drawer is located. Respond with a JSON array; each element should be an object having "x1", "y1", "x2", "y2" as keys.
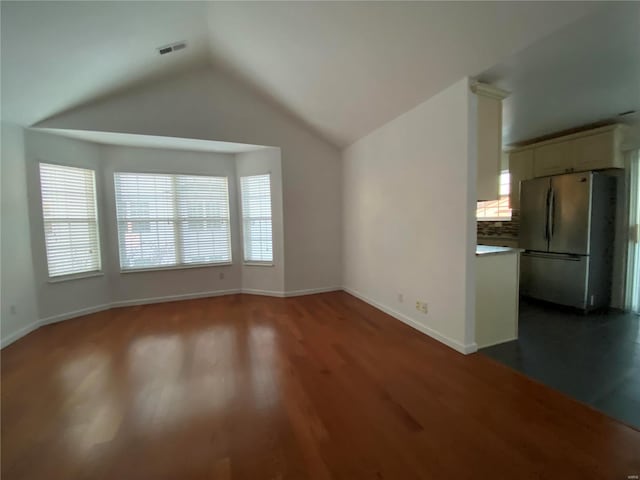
[{"x1": 520, "y1": 252, "x2": 589, "y2": 309}]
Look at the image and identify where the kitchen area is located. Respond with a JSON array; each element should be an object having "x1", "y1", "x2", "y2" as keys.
[
  {"x1": 468, "y1": 1, "x2": 640, "y2": 431},
  {"x1": 475, "y1": 120, "x2": 640, "y2": 429}
]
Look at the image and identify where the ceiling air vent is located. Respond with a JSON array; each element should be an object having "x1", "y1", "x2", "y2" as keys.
[{"x1": 157, "y1": 41, "x2": 187, "y2": 56}]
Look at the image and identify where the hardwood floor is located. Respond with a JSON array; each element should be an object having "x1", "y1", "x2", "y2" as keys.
[{"x1": 2, "y1": 292, "x2": 639, "y2": 479}]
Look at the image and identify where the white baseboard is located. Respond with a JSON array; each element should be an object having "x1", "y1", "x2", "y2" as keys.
[
  {"x1": 39, "y1": 303, "x2": 112, "y2": 326},
  {"x1": 240, "y1": 288, "x2": 286, "y2": 297},
  {"x1": 284, "y1": 286, "x2": 342, "y2": 297},
  {"x1": 0, "y1": 320, "x2": 41, "y2": 349},
  {"x1": 111, "y1": 289, "x2": 242, "y2": 308},
  {"x1": 2, "y1": 303, "x2": 112, "y2": 348},
  {"x1": 477, "y1": 336, "x2": 517, "y2": 350},
  {"x1": 0, "y1": 286, "x2": 343, "y2": 348},
  {"x1": 4, "y1": 286, "x2": 475, "y2": 355},
  {"x1": 343, "y1": 287, "x2": 477, "y2": 355},
  {"x1": 239, "y1": 286, "x2": 341, "y2": 298}
]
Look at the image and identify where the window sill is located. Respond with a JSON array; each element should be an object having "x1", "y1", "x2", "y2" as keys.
[
  {"x1": 477, "y1": 218, "x2": 512, "y2": 223},
  {"x1": 120, "y1": 262, "x2": 232, "y2": 274},
  {"x1": 243, "y1": 262, "x2": 274, "y2": 267},
  {"x1": 48, "y1": 271, "x2": 104, "y2": 283}
]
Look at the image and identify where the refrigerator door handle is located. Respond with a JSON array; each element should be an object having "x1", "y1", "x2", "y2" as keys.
[
  {"x1": 548, "y1": 188, "x2": 556, "y2": 240},
  {"x1": 544, "y1": 188, "x2": 551, "y2": 241}
]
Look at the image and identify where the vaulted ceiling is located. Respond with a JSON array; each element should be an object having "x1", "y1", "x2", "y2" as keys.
[{"x1": 2, "y1": 1, "x2": 633, "y2": 148}]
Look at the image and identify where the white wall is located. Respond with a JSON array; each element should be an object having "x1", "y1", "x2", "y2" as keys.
[
  {"x1": 37, "y1": 66, "x2": 343, "y2": 294},
  {"x1": 342, "y1": 77, "x2": 478, "y2": 353},
  {"x1": 236, "y1": 148, "x2": 286, "y2": 295},
  {"x1": 101, "y1": 145, "x2": 243, "y2": 303},
  {"x1": 1, "y1": 123, "x2": 39, "y2": 346},
  {"x1": 24, "y1": 129, "x2": 112, "y2": 321}
]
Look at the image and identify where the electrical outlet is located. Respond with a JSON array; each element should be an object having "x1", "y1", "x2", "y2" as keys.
[
  {"x1": 219, "y1": 272, "x2": 225, "y2": 280},
  {"x1": 397, "y1": 293, "x2": 404, "y2": 303},
  {"x1": 415, "y1": 301, "x2": 428, "y2": 314},
  {"x1": 10, "y1": 305, "x2": 16, "y2": 315}
]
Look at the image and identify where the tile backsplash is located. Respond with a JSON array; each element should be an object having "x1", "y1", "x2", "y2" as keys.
[{"x1": 477, "y1": 209, "x2": 520, "y2": 240}]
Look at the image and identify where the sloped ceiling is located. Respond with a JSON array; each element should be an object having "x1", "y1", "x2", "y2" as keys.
[
  {"x1": 203, "y1": 1, "x2": 602, "y2": 147},
  {"x1": 1, "y1": 1, "x2": 615, "y2": 147},
  {"x1": 1, "y1": 1, "x2": 211, "y2": 126}
]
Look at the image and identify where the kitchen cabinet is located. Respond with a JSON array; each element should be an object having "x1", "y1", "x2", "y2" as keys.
[
  {"x1": 472, "y1": 82, "x2": 509, "y2": 201},
  {"x1": 573, "y1": 131, "x2": 623, "y2": 171},
  {"x1": 475, "y1": 247, "x2": 521, "y2": 348},
  {"x1": 507, "y1": 125, "x2": 627, "y2": 209},
  {"x1": 508, "y1": 149, "x2": 534, "y2": 210},
  {"x1": 533, "y1": 141, "x2": 574, "y2": 177}
]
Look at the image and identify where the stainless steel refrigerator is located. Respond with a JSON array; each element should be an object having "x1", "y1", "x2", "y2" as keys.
[{"x1": 519, "y1": 171, "x2": 616, "y2": 311}]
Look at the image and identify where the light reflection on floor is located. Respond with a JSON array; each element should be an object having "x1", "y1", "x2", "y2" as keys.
[
  {"x1": 55, "y1": 319, "x2": 286, "y2": 459},
  {"x1": 58, "y1": 350, "x2": 123, "y2": 454},
  {"x1": 248, "y1": 324, "x2": 280, "y2": 411}
]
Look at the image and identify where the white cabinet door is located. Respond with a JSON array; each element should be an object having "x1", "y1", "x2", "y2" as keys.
[
  {"x1": 573, "y1": 131, "x2": 622, "y2": 171},
  {"x1": 508, "y1": 149, "x2": 534, "y2": 210},
  {"x1": 533, "y1": 142, "x2": 574, "y2": 177},
  {"x1": 476, "y1": 95, "x2": 502, "y2": 201}
]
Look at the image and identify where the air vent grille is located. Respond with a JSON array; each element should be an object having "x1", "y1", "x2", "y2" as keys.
[{"x1": 157, "y1": 41, "x2": 187, "y2": 56}]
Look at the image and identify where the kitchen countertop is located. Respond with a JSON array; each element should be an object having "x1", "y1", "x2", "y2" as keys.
[{"x1": 476, "y1": 245, "x2": 524, "y2": 256}]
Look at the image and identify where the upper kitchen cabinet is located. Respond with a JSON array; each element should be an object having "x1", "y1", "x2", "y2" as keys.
[
  {"x1": 573, "y1": 130, "x2": 624, "y2": 171},
  {"x1": 472, "y1": 82, "x2": 509, "y2": 201},
  {"x1": 506, "y1": 125, "x2": 627, "y2": 209},
  {"x1": 508, "y1": 149, "x2": 534, "y2": 210},
  {"x1": 533, "y1": 141, "x2": 574, "y2": 177}
]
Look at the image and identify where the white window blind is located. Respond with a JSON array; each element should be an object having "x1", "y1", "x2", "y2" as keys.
[
  {"x1": 477, "y1": 170, "x2": 512, "y2": 221},
  {"x1": 114, "y1": 172, "x2": 231, "y2": 270},
  {"x1": 39, "y1": 163, "x2": 101, "y2": 277},
  {"x1": 240, "y1": 174, "x2": 273, "y2": 263}
]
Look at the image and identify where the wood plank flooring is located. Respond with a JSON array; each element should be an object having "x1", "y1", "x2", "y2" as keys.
[{"x1": 2, "y1": 292, "x2": 639, "y2": 479}]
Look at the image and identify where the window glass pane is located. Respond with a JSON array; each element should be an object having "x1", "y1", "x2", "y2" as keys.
[
  {"x1": 39, "y1": 163, "x2": 101, "y2": 277},
  {"x1": 240, "y1": 174, "x2": 273, "y2": 263},
  {"x1": 114, "y1": 172, "x2": 231, "y2": 270}
]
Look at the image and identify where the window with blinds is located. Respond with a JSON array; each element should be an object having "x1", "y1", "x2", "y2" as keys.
[
  {"x1": 114, "y1": 172, "x2": 231, "y2": 270},
  {"x1": 477, "y1": 170, "x2": 512, "y2": 221},
  {"x1": 240, "y1": 174, "x2": 273, "y2": 263},
  {"x1": 39, "y1": 163, "x2": 101, "y2": 278}
]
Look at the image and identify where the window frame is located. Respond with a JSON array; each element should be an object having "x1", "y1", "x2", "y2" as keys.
[
  {"x1": 113, "y1": 170, "x2": 233, "y2": 273},
  {"x1": 240, "y1": 173, "x2": 274, "y2": 266},
  {"x1": 38, "y1": 162, "x2": 103, "y2": 281},
  {"x1": 476, "y1": 170, "x2": 512, "y2": 222}
]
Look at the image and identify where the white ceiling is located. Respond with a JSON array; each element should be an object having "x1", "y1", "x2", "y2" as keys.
[
  {"x1": 478, "y1": 2, "x2": 640, "y2": 146},
  {"x1": 203, "y1": 2, "x2": 601, "y2": 146},
  {"x1": 1, "y1": 1, "x2": 619, "y2": 148},
  {"x1": 35, "y1": 129, "x2": 269, "y2": 153}
]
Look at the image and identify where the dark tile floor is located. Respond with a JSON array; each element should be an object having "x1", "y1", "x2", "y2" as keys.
[{"x1": 481, "y1": 298, "x2": 640, "y2": 429}]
